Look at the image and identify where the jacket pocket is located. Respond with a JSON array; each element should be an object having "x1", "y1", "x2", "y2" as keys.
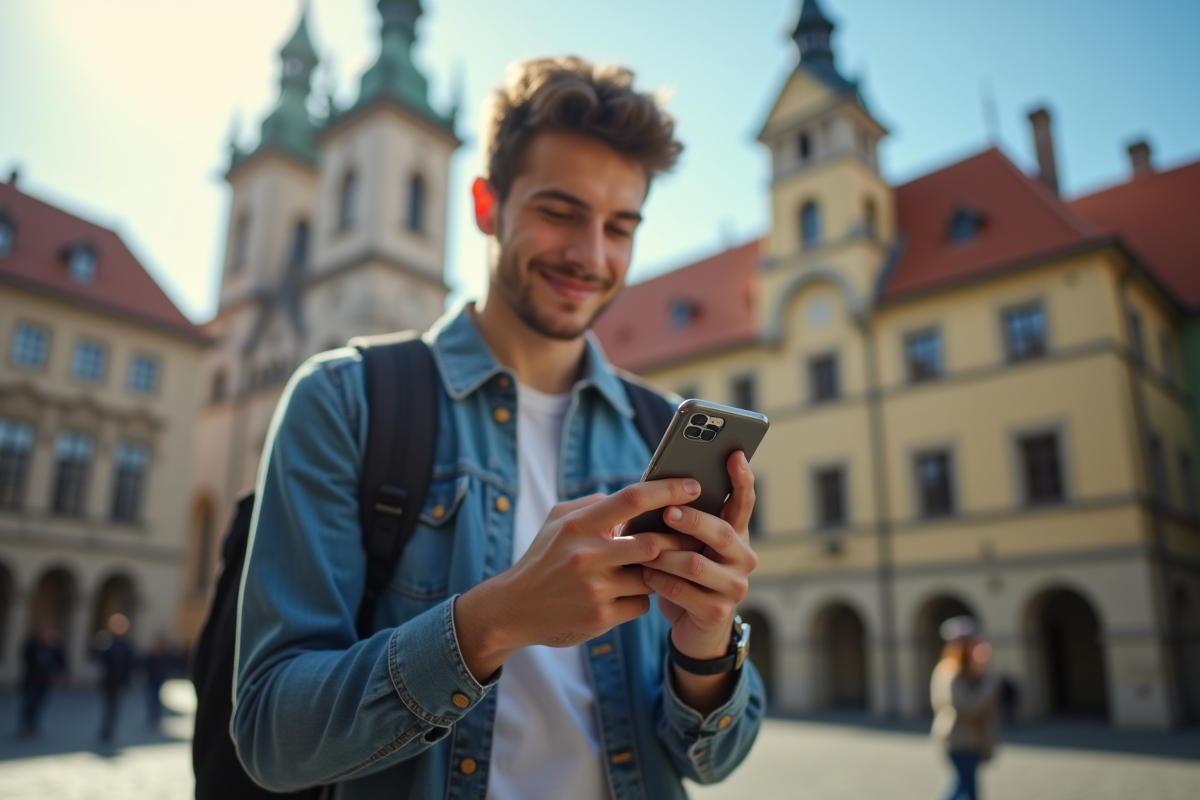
[{"x1": 386, "y1": 472, "x2": 469, "y2": 602}]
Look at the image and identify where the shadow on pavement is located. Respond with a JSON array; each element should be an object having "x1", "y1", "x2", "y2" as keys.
[
  {"x1": 0, "y1": 684, "x2": 192, "y2": 761},
  {"x1": 766, "y1": 708, "x2": 1200, "y2": 762}
]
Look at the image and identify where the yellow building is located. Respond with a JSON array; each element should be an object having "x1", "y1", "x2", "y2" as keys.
[
  {"x1": 0, "y1": 176, "x2": 208, "y2": 685},
  {"x1": 596, "y1": 0, "x2": 1199, "y2": 729}
]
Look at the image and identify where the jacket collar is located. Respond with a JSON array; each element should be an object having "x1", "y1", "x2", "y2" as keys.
[{"x1": 426, "y1": 302, "x2": 634, "y2": 417}]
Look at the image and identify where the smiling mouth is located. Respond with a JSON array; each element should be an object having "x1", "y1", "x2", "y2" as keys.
[{"x1": 534, "y1": 265, "x2": 608, "y2": 304}]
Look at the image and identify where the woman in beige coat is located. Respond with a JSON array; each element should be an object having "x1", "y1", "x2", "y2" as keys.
[{"x1": 930, "y1": 617, "x2": 998, "y2": 800}]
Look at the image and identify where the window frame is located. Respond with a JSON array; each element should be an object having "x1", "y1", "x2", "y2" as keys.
[
  {"x1": 66, "y1": 244, "x2": 97, "y2": 283},
  {"x1": 128, "y1": 353, "x2": 161, "y2": 396},
  {"x1": 406, "y1": 173, "x2": 427, "y2": 234},
  {"x1": 1179, "y1": 449, "x2": 1198, "y2": 517},
  {"x1": 338, "y1": 169, "x2": 359, "y2": 231},
  {"x1": 807, "y1": 351, "x2": 840, "y2": 404},
  {"x1": 230, "y1": 212, "x2": 250, "y2": 273},
  {"x1": 110, "y1": 441, "x2": 150, "y2": 524},
  {"x1": 810, "y1": 462, "x2": 849, "y2": 530},
  {"x1": 0, "y1": 417, "x2": 35, "y2": 510},
  {"x1": 903, "y1": 327, "x2": 943, "y2": 383},
  {"x1": 1147, "y1": 431, "x2": 1170, "y2": 508},
  {"x1": 800, "y1": 200, "x2": 820, "y2": 249},
  {"x1": 1010, "y1": 423, "x2": 1071, "y2": 507},
  {"x1": 1126, "y1": 308, "x2": 1145, "y2": 364},
  {"x1": 10, "y1": 320, "x2": 50, "y2": 371},
  {"x1": 0, "y1": 212, "x2": 15, "y2": 256},
  {"x1": 51, "y1": 430, "x2": 95, "y2": 517},
  {"x1": 1000, "y1": 300, "x2": 1049, "y2": 364},
  {"x1": 730, "y1": 373, "x2": 757, "y2": 412},
  {"x1": 911, "y1": 445, "x2": 957, "y2": 519},
  {"x1": 71, "y1": 337, "x2": 109, "y2": 384}
]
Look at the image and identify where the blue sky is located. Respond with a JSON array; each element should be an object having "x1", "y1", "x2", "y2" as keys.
[{"x1": 1, "y1": 0, "x2": 1197, "y2": 322}]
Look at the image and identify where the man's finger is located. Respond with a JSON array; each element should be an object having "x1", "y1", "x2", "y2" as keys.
[
  {"x1": 547, "y1": 493, "x2": 605, "y2": 524},
  {"x1": 568, "y1": 479, "x2": 701, "y2": 535},
  {"x1": 720, "y1": 451, "x2": 755, "y2": 535},
  {"x1": 601, "y1": 531, "x2": 696, "y2": 567}
]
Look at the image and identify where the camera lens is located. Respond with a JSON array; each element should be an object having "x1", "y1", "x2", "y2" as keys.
[
  {"x1": 690, "y1": 414, "x2": 707, "y2": 426},
  {"x1": 700, "y1": 429, "x2": 716, "y2": 441},
  {"x1": 684, "y1": 425, "x2": 704, "y2": 439}
]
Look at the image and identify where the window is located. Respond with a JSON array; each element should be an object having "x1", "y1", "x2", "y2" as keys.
[
  {"x1": 110, "y1": 442, "x2": 148, "y2": 523},
  {"x1": 210, "y1": 369, "x2": 228, "y2": 404},
  {"x1": 915, "y1": 450, "x2": 954, "y2": 517},
  {"x1": 864, "y1": 198, "x2": 877, "y2": 239},
  {"x1": 798, "y1": 132, "x2": 812, "y2": 161},
  {"x1": 407, "y1": 174, "x2": 426, "y2": 233},
  {"x1": 0, "y1": 418, "x2": 34, "y2": 509},
  {"x1": 11, "y1": 322, "x2": 48, "y2": 368},
  {"x1": 949, "y1": 206, "x2": 985, "y2": 243},
  {"x1": 0, "y1": 213, "x2": 14, "y2": 256},
  {"x1": 670, "y1": 298, "x2": 697, "y2": 330},
  {"x1": 1003, "y1": 304, "x2": 1046, "y2": 362},
  {"x1": 52, "y1": 431, "x2": 94, "y2": 516},
  {"x1": 809, "y1": 354, "x2": 839, "y2": 403},
  {"x1": 1148, "y1": 433, "x2": 1168, "y2": 507},
  {"x1": 72, "y1": 339, "x2": 107, "y2": 383},
  {"x1": 1180, "y1": 451, "x2": 1198, "y2": 516},
  {"x1": 1126, "y1": 309, "x2": 1144, "y2": 363},
  {"x1": 231, "y1": 214, "x2": 250, "y2": 272},
  {"x1": 339, "y1": 170, "x2": 358, "y2": 229},
  {"x1": 906, "y1": 329, "x2": 942, "y2": 382},
  {"x1": 731, "y1": 375, "x2": 756, "y2": 412},
  {"x1": 815, "y1": 468, "x2": 845, "y2": 528},
  {"x1": 1160, "y1": 334, "x2": 1176, "y2": 384},
  {"x1": 801, "y1": 201, "x2": 820, "y2": 248},
  {"x1": 129, "y1": 354, "x2": 159, "y2": 395},
  {"x1": 67, "y1": 246, "x2": 96, "y2": 283},
  {"x1": 289, "y1": 220, "x2": 309, "y2": 268},
  {"x1": 1019, "y1": 432, "x2": 1064, "y2": 505}
]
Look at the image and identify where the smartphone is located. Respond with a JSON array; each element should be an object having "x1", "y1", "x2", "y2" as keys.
[{"x1": 623, "y1": 399, "x2": 769, "y2": 535}]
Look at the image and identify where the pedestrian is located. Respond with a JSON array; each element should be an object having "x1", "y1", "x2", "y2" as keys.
[
  {"x1": 17, "y1": 620, "x2": 66, "y2": 737},
  {"x1": 142, "y1": 636, "x2": 172, "y2": 728},
  {"x1": 998, "y1": 675, "x2": 1019, "y2": 726},
  {"x1": 232, "y1": 56, "x2": 765, "y2": 799},
  {"x1": 93, "y1": 613, "x2": 135, "y2": 743},
  {"x1": 931, "y1": 616, "x2": 998, "y2": 800}
]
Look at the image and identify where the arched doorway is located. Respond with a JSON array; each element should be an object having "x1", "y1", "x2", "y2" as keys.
[
  {"x1": 1033, "y1": 588, "x2": 1108, "y2": 717},
  {"x1": 0, "y1": 561, "x2": 12, "y2": 665},
  {"x1": 92, "y1": 574, "x2": 136, "y2": 636},
  {"x1": 740, "y1": 608, "x2": 774, "y2": 705},
  {"x1": 28, "y1": 568, "x2": 77, "y2": 644},
  {"x1": 914, "y1": 594, "x2": 976, "y2": 714},
  {"x1": 814, "y1": 602, "x2": 867, "y2": 710}
]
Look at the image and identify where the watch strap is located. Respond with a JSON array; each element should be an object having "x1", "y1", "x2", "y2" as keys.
[{"x1": 668, "y1": 634, "x2": 738, "y2": 675}]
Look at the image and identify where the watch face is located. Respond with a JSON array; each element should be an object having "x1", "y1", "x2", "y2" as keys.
[{"x1": 734, "y1": 616, "x2": 751, "y2": 671}]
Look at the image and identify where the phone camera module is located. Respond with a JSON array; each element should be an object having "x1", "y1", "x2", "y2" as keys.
[
  {"x1": 700, "y1": 429, "x2": 716, "y2": 441},
  {"x1": 689, "y1": 414, "x2": 708, "y2": 426},
  {"x1": 684, "y1": 425, "x2": 705, "y2": 440}
]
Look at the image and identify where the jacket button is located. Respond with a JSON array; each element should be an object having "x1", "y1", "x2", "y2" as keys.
[
  {"x1": 451, "y1": 693, "x2": 470, "y2": 708},
  {"x1": 432, "y1": 505, "x2": 446, "y2": 519},
  {"x1": 493, "y1": 407, "x2": 511, "y2": 424},
  {"x1": 497, "y1": 375, "x2": 511, "y2": 389},
  {"x1": 717, "y1": 715, "x2": 732, "y2": 729},
  {"x1": 495, "y1": 496, "x2": 510, "y2": 513},
  {"x1": 460, "y1": 757, "x2": 477, "y2": 775}
]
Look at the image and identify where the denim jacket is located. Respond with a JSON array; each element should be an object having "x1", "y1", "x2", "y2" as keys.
[{"x1": 233, "y1": 304, "x2": 764, "y2": 799}]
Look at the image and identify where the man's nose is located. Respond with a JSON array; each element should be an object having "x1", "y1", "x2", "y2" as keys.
[{"x1": 562, "y1": 220, "x2": 607, "y2": 274}]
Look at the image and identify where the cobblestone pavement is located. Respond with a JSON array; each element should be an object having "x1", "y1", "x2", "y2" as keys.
[{"x1": 1, "y1": 685, "x2": 1197, "y2": 799}]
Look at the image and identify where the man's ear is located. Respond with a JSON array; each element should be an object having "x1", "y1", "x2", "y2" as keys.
[{"x1": 472, "y1": 177, "x2": 498, "y2": 236}]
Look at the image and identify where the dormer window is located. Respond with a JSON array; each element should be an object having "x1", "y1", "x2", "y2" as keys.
[
  {"x1": 0, "y1": 212, "x2": 14, "y2": 256},
  {"x1": 948, "y1": 205, "x2": 985, "y2": 244},
  {"x1": 67, "y1": 245, "x2": 97, "y2": 283},
  {"x1": 670, "y1": 298, "x2": 698, "y2": 329}
]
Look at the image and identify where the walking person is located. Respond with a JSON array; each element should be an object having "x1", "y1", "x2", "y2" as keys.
[
  {"x1": 231, "y1": 56, "x2": 764, "y2": 799},
  {"x1": 93, "y1": 613, "x2": 135, "y2": 743},
  {"x1": 142, "y1": 636, "x2": 172, "y2": 728},
  {"x1": 931, "y1": 616, "x2": 999, "y2": 800},
  {"x1": 17, "y1": 620, "x2": 66, "y2": 738}
]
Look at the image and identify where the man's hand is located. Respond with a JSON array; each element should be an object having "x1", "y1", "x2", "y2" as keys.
[
  {"x1": 455, "y1": 478, "x2": 702, "y2": 682},
  {"x1": 640, "y1": 451, "x2": 759, "y2": 714}
]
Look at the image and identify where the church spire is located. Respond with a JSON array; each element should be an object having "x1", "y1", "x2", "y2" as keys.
[
  {"x1": 792, "y1": 0, "x2": 836, "y2": 66},
  {"x1": 356, "y1": 0, "x2": 448, "y2": 126},
  {"x1": 253, "y1": 2, "x2": 322, "y2": 164}
]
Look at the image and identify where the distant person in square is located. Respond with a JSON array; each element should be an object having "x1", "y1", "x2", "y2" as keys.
[
  {"x1": 17, "y1": 620, "x2": 66, "y2": 738},
  {"x1": 232, "y1": 56, "x2": 764, "y2": 798},
  {"x1": 931, "y1": 616, "x2": 999, "y2": 800},
  {"x1": 93, "y1": 612, "x2": 135, "y2": 743}
]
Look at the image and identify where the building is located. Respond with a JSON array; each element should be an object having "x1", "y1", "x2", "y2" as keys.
[
  {"x1": 178, "y1": 0, "x2": 459, "y2": 645},
  {"x1": 594, "y1": 0, "x2": 1199, "y2": 729},
  {"x1": 0, "y1": 174, "x2": 208, "y2": 685}
]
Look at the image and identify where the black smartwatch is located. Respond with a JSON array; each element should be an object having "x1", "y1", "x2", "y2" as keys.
[{"x1": 668, "y1": 616, "x2": 751, "y2": 676}]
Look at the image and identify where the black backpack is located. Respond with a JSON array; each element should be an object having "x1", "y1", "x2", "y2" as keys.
[{"x1": 190, "y1": 336, "x2": 674, "y2": 800}]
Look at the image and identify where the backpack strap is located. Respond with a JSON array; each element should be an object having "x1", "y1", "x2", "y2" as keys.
[
  {"x1": 351, "y1": 332, "x2": 439, "y2": 639},
  {"x1": 619, "y1": 374, "x2": 676, "y2": 453}
]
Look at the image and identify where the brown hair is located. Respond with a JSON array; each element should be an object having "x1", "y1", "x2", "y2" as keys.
[
  {"x1": 937, "y1": 639, "x2": 970, "y2": 675},
  {"x1": 483, "y1": 56, "x2": 683, "y2": 201}
]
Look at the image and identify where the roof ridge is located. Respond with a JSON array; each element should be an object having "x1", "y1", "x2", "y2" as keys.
[{"x1": 991, "y1": 148, "x2": 1097, "y2": 237}]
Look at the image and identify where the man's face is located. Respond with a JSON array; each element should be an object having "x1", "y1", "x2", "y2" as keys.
[{"x1": 481, "y1": 131, "x2": 648, "y2": 340}]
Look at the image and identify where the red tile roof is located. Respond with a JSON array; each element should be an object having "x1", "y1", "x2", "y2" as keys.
[
  {"x1": 1070, "y1": 160, "x2": 1200, "y2": 311},
  {"x1": 593, "y1": 240, "x2": 760, "y2": 371},
  {"x1": 882, "y1": 148, "x2": 1104, "y2": 302},
  {"x1": 0, "y1": 182, "x2": 206, "y2": 341}
]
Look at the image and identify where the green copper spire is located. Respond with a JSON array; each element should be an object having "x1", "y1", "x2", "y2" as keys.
[
  {"x1": 356, "y1": 0, "x2": 448, "y2": 126},
  {"x1": 255, "y1": 3, "x2": 322, "y2": 164}
]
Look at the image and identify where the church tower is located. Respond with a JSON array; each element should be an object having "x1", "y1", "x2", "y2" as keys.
[{"x1": 757, "y1": 0, "x2": 893, "y2": 317}]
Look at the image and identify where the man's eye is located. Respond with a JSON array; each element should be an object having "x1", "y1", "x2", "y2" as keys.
[
  {"x1": 541, "y1": 208, "x2": 571, "y2": 221},
  {"x1": 607, "y1": 225, "x2": 634, "y2": 240}
]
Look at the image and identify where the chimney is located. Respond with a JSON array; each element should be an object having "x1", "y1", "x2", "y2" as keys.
[
  {"x1": 1127, "y1": 140, "x2": 1154, "y2": 177},
  {"x1": 1027, "y1": 107, "x2": 1059, "y2": 196}
]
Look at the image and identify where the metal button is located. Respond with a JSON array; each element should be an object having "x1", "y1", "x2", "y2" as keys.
[
  {"x1": 432, "y1": 505, "x2": 446, "y2": 519},
  {"x1": 451, "y1": 693, "x2": 470, "y2": 709},
  {"x1": 717, "y1": 715, "x2": 732, "y2": 729},
  {"x1": 493, "y1": 407, "x2": 511, "y2": 424},
  {"x1": 460, "y1": 757, "x2": 477, "y2": 775},
  {"x1": 590, "y1": 643, "x2": 614, "y2": 657},
  {"x1": 497, "y1": 375, "x2": 511, "y2": 389},
  {"x1": 610, "y1": 751, "x2": 633, "y2": 765},
  {"x1": 495, "y1": 496, "x2": 510, "y2": 513}
]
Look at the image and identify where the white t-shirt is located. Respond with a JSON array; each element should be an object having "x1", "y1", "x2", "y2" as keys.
[{"x1": 486, "y1": 383, "x2": 609, "y2": 800}]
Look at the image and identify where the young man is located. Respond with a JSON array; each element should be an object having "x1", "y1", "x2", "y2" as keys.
[{"x1": 233, "y1": 57, "x2": 764, "y2": 799}]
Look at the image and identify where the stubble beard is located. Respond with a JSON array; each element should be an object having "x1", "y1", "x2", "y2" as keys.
[{"x1": 494, "y1": 245, "x2": 621, "y2": 341}]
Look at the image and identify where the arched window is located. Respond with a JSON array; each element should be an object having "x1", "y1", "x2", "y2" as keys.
[
  {"x1": 289, "y1": 219, "x2": 309, "y2": 267},
  {"x1": 406, "y1": 174, "x2": 426, "y2": 233},
  {"x1": 801, "y1": 201, "x2": 820, "y2": 248},
  {"x1": 864, "y1": 198, "x2": 877, "y2": 239},
  {"x1": 231, "y1": 214, "x2": 250, "y2": 272},
  {"x1": 798, "y1": 132, "x2": 812, "y2": 162},
  {"x1": 339, "y1": 171, "x2": 358, "y2": 230}
]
